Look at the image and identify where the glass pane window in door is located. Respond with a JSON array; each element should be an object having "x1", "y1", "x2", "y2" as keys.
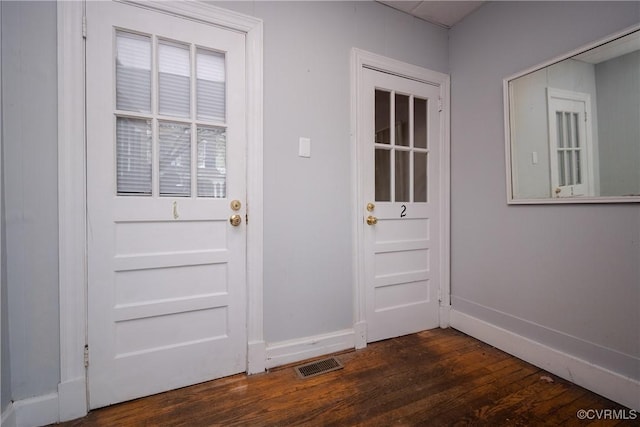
[
  {"x1": 197, "y1": 49, "x2": 226, "y2": 122},
  {"x1": 395, "y1": 94, "x2": 410, "y2": 147},
  {"x1": 414, "y1": 98, "x2": 427, "y2": 149},
  {"x1": 556, "y1": 112, "x2": 564, "y2": 148},
  {"x1": 414, "y1": 152, "x2": 428, "y2": 202},
  {"x1": 116, "y1": 117, "x2": 152, "y2": 195},
  {"x1": 116, "y1": 31, "x2": 151, "y2": 113},
  {"x1": 375, "y1": 90, "x2": 390, "y2": 144},
  {"x1": 197, "y1": 126, "x2": 226, "y2": 198},
  {"x1": 375, "y1": 149, "x2": 391, "y2": 201},
  {"x1": 158, "y1": 41, "x2": 191, "y2": 118},
  {"x1": 395, "y1": 150, "x2": 410, "y2": 202},
  {"x1": 558, "y1": 150, "x2": 566, "y2": 186},
  {"x1": 159, "y1": 122, "x2": 191, "y2": 197}
]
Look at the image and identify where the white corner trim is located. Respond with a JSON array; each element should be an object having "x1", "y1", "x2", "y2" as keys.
[
  {"x1": 265, "y1": 329, "x2": 355, "y2": 369},
  {"x1": 57, "y1": 378, "x2": 87, "y2": 422},
  {"x1": 450, "y1": 309, "x2": 640, "y2": 411},
  {"x1": 247, "y1": 340, "x2": 266, "y2": 375},
  {"x1": 354, "y1": 321, "x2": 367, "y2": 349},
  {"x1": 57, "y1": 0, "x2": 88, "y2": 419},
  {"x1": 245, "y1": 17, "x2": 265, "y2": 375},
  {"x1": 12, "y1": 393, "x2": 59, "y2": 427}
]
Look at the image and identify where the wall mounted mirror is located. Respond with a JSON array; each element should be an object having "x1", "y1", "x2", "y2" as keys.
[{"x1": 504, "y1": 25, "x2": 640, "y2": 204}]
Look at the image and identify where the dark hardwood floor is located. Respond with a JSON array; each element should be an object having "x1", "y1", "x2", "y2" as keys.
[{"x1": 55, "y1": 328, "x2": 636, "y2": 426}]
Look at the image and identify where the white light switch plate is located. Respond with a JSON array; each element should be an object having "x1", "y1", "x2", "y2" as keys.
[{"x1": 299, "y1": 137, "x2": 311, "y2": 158}]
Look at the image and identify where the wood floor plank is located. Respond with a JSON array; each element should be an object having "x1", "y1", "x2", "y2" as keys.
[{"x1": 53, "y1": 328, "x2": 635, "y2": 426}]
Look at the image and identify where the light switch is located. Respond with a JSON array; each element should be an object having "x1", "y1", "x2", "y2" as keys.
[
  {"x1": 532, "y1": 151, "x2": 538, "y2": 165},
  {"x1": 299, "y1": 137, "x2": 311, "y2": 158}
]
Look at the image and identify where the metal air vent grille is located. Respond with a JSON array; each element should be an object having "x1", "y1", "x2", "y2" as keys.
[{"x1": 294, "y1": 357, "x2": 343, "y2": 379}]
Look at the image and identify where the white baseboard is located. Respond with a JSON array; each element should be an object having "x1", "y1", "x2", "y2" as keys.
[
  {"x1": 58, "y1": 378, "x2": 87, "y2": 422},
  {"x1": 450, "y1": 309, "x2": 640, "y2": 411},
  {"x1": 1, "y1": 402, "x2": 16, "y2": 427},
  {"x1": 247, "y1": 340, "x2": 267, "y2": 374},
  {"x1": 11, "y1": 392, "x2": 58, "y2": 427},
  {"x1": 265, "y1": 329, "x2": 355, "y2": 369}
]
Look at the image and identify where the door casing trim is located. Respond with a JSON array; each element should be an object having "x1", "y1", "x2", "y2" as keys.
[
  {"x1": 350, "y1": 49, "x2": 451, "y2": 349},
  {"x1": 57, "y1": 0, "x2": 264, "y2": 420}
]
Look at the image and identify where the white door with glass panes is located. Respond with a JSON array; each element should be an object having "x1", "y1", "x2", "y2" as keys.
[
  {"x1": 547, "y1": 88, "x2": 593, "y2": 198},
  {"x1": 362, "y1": 68, "x2": 441, "y2": 343},
  {"x1": 86, "y1": 1, "x2": 247, "y2": 408}
]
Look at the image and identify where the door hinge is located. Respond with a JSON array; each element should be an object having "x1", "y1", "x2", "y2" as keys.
[
  {"x1": 82, "y1": 16, "x2": 87, "y2": 39},
  {"x1": 438, "y1": 97, "x2": 443, "y2": 112},
  {"x1": 84, "y1": 344, "x2": 89, "y2": 368},
  {"x1": 437, "y1": 289, "x2": 442, "y2": 304},
  {"x1": 245, "y1": 213, "x2": 248, "y2": 225}
]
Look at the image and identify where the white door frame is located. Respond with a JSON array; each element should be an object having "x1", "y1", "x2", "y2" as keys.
[
  {"x1": 350, "y1": 49, "x2": 450, "y2": 349},
  {"x1": 57, "y1": 1, "x2": 264, "y2": 420}
]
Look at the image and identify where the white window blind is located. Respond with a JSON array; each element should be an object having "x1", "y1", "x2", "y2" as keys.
[
  {"x1": 116, "y1": 117, "x2": 152, "y2": 195},
  {"x1": 197, "y1": 49, "x2": 226, "y2": 122},
  {"x1": 115, "y1": 30, "x2": 227, "y2": 198},
  {"x1": 159, "y1": 122, "x2": 191, "y2": 197},
  {"x1": 116, "y1": 31, "x2": 151, "y2": 113},
  {"x1": 158, "y1": 41, "x2": 191, "y2": 117},
  {"x1": 197, "y1": 127, "x2": 226, "y2": 198}
]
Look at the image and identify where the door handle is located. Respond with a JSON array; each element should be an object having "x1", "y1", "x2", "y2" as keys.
[
  {"x1": 230, "y1": 214, "x2": 242, "y2": 226},
  {"x1": 366, "y1": 215, "x2": 378, "y2": 226}
]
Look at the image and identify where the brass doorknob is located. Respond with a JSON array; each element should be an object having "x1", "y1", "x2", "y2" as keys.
[
  {"x1": 230, "y1": 214, "x2": 242, "y2": 226},
  {"x1": 366, "y1": 215, "x2": 378, "y2": 226}
]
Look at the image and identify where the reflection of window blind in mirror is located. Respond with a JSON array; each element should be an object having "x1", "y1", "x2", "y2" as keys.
[
  {"x1": 116, "y1": 31, "x2": 151, "y2": 113},
  {"x1": 158, "y1": 41, "x2": 191, "y2": 117},
  {"x1": 116, "y1": 117, "x2": 152, "y2": 195},
  {"x1": 197, "y1": 127, "x2": 226, "y2": 198},
  {"x1": 197, "y1": 49, "x2": 226, "y2": 121},
  {"x1": 159, "y1": 122, "x2": 191, "y2": 197}
]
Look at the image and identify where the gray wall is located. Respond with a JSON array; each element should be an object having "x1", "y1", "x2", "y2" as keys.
[
  {"x1": 213, "y1": 1, "x2": 449, "y2": 343},
  {"x1": 2, "y1": 1, "x2": 60, "y2": 401},
  {"x1": 450, "y1": 1, "x2": 640, "y2": 380},
  {"x1": 596, "y1": 51, "x2": 640, "y2": 196}
]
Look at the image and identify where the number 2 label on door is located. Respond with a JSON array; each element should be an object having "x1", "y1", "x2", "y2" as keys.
[{"x1": 400, "y1": 205, "x2": 407, "y2": 218}]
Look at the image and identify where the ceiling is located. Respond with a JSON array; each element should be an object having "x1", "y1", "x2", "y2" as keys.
[{"x1": 378, "y1": 1, "x2": 485, "y2": 28}]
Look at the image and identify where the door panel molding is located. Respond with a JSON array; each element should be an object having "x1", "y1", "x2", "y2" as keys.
[
  {"x1": 57, "y1": 0, "x2": 263, "y2": 420},
  {"x1": 350, "y1": 49, "x2": 450, "y2": 349}
]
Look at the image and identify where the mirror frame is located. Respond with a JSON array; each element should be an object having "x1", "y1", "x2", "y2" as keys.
[{"x1": 504, "y1": 24, "x2": 640, "y2": 204}]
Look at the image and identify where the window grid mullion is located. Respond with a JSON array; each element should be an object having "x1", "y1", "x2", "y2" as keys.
[
  {"x1": 409, "y1": 94, "x2": 414, "y2": 203},
  {"x1": 151, "y1": 35, "x2": 160, "y2": 198},
  {"x1": 190, "y1": 43, "x2": 198, "y2": 199},
  {"x1": 390, "y1": 90, "x2": 396, "y2": 203}
]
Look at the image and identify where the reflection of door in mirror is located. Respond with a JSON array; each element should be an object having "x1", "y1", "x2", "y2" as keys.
[
  {"x1": 547, "y1": 88, "x2": 594, "y2": 197},
  {"x1": 505, "y1": 27, "x2": 640, "y2": 203}
]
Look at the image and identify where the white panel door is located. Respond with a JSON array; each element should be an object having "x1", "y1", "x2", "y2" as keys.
[
  {"x1": 86, "y1": 1, "x2": 247, "y2": 409},
  {"x1": 547, "y1": 89, "x2": 593, "y2": 198},
  {"x1": 362, "y1": 68, "x2": 441, "y2": 342}
]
